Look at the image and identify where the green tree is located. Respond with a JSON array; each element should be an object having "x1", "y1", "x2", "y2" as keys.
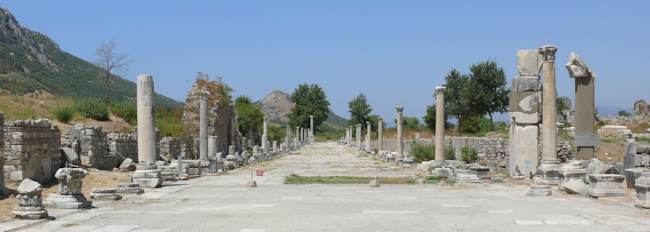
[
  {"x1": 234, "y1": 96, "x2": 264, "y2": 139},
  {"x1": 467, "y1": 60, "x2": 510, "y2": 129},
  {"x1": 348, "y1": 93, "x2": 372, "y2": 127},
  {"x1": 403, "y1": 117, "x2": 421, "y2": 129},
  {"x1": 288, "y1": 83, "x2": 331, "y2": 132},
  {"x1": 423, "y1": 104, "x2": 450, "y2": 132},
  {"x1": 618, "y1": 110, "x2": 631, "y2": 117},
  {"x1": 444, "y1": 69, "x2": 472, "y2": 131}
]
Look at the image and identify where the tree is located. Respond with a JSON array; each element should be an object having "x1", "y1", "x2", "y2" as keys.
[
  {"x1": 288, "y1": 83, "x2": 330, "y2": 132},
  {"x1": 618, "y1": 110, "x2": 631, "y2": 118},
  {"x1": 423, "y1": 104, "x2": 449, "y2": 132},
  {"x1": 348, "y1": 93, "x2": 372, "y2": 127},
  {"x1": 468, "y1": 60, "x2": 509, "y2": 129},
  {"x1": 403, "y1": 117, "x2": 421, "y2": 129},
  {"x1": 234, "y1": 96, "x2": 264, "y2": 140},
  {"x1": 95, "y1": 40, "x2": 129, "y2": 103},
  {"x1": 444, "y1": 69, "x2": 472, "y2": 130},
  {"x1": 557, "y1": 96, "x2": 572, "y2": 126}
]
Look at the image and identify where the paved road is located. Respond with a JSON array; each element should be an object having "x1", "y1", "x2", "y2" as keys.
[{"x1": 10, "y1": 142, "x2": 650, "y2": 232}]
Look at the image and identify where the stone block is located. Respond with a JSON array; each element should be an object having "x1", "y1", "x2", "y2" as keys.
[
  {"x1": 456, "y1": 172, "x2": 480, "y2": 183},
  {"x1": 516, "y1": 50, "x2": 541, "y2": 76},
  {"x1": 469, "y1": 166, "x2": 490, "y2": 180},
  {"x1": 90, "y1": 188, "x2": 122, "y2": 201},
  {"x1": 60, "y1": 147, "x2": 80, "y2": 165},
  {"x1": 540, "y1": 161, "x2": 561, "y2": 185},
  {"x1": 509, "y1": 125, "x2": 539, "y2": 177},
  {"x1": 635, "y1": 173, "x2": 650, "y2": 209},
  {"x1": 12, "y1": 179, "x2": 48, "y2": 220},
  {"x1": 44, "y1": 194, "x2": 92, "y2": 209},
  {"x1": 116, "y1": 183, "x2": 144, "y2": 194},
  {"x1": 527, "y1": 184, "x2": 552, "y2": 196},
  {"x1": 588, "y1": 174, "x2": 625, "y2": 198},
  {"x1": 132, "y1": 177, "x2": 162, "y2": 188},
  {"x1": 560, "y1": 168, "x2": 588, "y2": 195},
  {"x1": 625, "y1": 168, "x2": 648, "y2": 188}
]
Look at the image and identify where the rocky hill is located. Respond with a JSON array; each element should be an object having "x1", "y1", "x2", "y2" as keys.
[
  {"x1": 257, "y1": 90, "x2": 347, "y2": 128},
  {"x1": 0, "y1": 8, "x2": 181, "y2": 108}
]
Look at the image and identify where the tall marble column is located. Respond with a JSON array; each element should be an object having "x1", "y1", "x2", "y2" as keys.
[
  {"x1": 566, "y1": 52, "x2": 598, "y2": 160},
  {"x1": 396, "y1": 106, "x2": 404, "y2": 157},
  {"x1": 262, "y1": 116, "x2": 269, "y2": 154},
  {"x1": 309, "y1": 115, "x2": 314, "y2": 143},
  {"x1": 356, "y1": 124, "x2": 362, "y2": 150},
  {"x1": 347, "y1": 126, "x2": 353, "y2": 146},
  {"x1": 199, "y1": 91, "x2": 209, "y2": 160},
  {"x1": 134, "y1": 75, "x2": 162, "y2": 188},
  {"x1": 540, "y1": 45, "x2": 561, "y2": 184},
  {"x1": 295, "y1": 126, "x2": 300, "y2": 146},
  {"x1": 285, "y1": 125, "x2": 291, "y2": 151},
  {"x1": 435, "y1": 86, "x2": 446, "y2": 162},
  {"x1": 365, "y1": 121, "x2": 372, "y2": 152},
  {"x1": 377, "y1": 117, "x2": 383, "y2": 152}
]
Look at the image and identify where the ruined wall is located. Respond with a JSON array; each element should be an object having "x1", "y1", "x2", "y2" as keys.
[
  {"x1": 0, "y1": 112, "x2": 4, "y2": 193},
  {"x1": 381, "y1": 137, "x2": 509, "y2": 170},
  {"x1": 3, "y1": 119, "x2": 61, "y2": 183},
  {"x1": 107, "y1": 132, "x2": 137, "y2": 163},
  {"x1": 62, "y1": 125, "x2": 117, "y2": 170},
  {"x1": 160, "y1": 137, "x2": 181, "y2": 160}
]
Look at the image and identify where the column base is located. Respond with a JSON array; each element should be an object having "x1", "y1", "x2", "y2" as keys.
[
  {"x1": 12, "y1": 206, "x2": 48, "y2": 220},
  {"x1": 635, "y1": 173, "x2": 650, "y2": 209},
  {"x1": 527, "y1": 184, "x2": 552, "y2": 196},
  {"x1": 540, "y1": 160, "x2": 561, "y2": 185},
  {"x1": 588, "y1": 174, "x2": 625, "y2": 198},
  {"x1": 43, "y1": 194, "x2": 92, "y2": 209},
  {"x1": 133, "y1": 165, "x2": 162, "y2": 188},
  {"x1": 559, "y1": 168, "x2": 588, "y2": 195}
]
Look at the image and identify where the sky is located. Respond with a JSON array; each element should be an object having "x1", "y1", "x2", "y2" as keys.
[{"x1": 1, "y1": 0, "x2": 649, "y2": 123}]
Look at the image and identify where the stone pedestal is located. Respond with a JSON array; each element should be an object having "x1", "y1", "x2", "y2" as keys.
[
  {"x1": 90, "y1": 188, "x2": 122, "y2": 201},
  {"x1": 44, "y1": 168, "x2": 92, "y2": 209},
  {"x1": 587, "y1": 174, "x2": 625, "y2": 198},
  {"x1": 527, "y1": 184, "x2": 552, "y2": 196},
  {"x1": 469, "y1": 166, "x2": 490, "y2": 180},
  {"x1": 132, "y1": 164, "x2": 163, "y2": 188},
  {"x1": 116, "y1": 183, "x2": 144, "y2": 194},
  {"x1": 634, "y1": 173, "x2": 650, "y2": 209},
  {"x1": 433, "y1": 167, "x2": 453, "y2": 178},
  {"x1": 540, "y1": 160, "x2": 561, "y2": 185},
  {"x1": 12, "y1": 179, "x2": 48, "y2": 220},
  {"x1": 625, "y1": 168, "x2": 647, "y2": 188},
  {"x1": 560, "y1": 168, "x2": 587, "y2": 195}
]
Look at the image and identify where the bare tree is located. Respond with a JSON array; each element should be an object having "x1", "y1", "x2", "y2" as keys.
[{"x1": 95, "y1": 40, "x2": 128, "y2": 103}]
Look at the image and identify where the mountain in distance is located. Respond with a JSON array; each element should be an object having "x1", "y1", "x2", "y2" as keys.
[
  {"x1": 0, "y1": 7, "x2": 181, "y2": 108},
  {"x1": 257, "y1": 90, "x2": 347, "y2": 128}
]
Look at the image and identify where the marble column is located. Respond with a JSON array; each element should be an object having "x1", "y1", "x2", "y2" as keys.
[
  {"x1": 365, "y1": 121, "x2": 372, "y2": 152},
  {"x1": 540, "y1": 45, "x2": 561, "y2": 185},
  {"x1": 566, "y1": 52, "x2": 598, "y2": 160},
  {"x1": 199, "y1": 92, "x2": 209, "y2": 160},
  {"x1": 295, "y1": 126, "x2": 300, "y2": 147},
  {"x1": 377, "y1": 117, "x2": 383, "y2": 152},
  {"x1": 208, "y1": 136, "x2": 218, "y2": 158},
  {"x1": 396, "y1": 106, "x2": 404, "y2": 157},
  {"x1": 285, "y1": 125, "x2": 291, "y2": 151},
  {"x1": 262, "y1": 116, "x2": 269, "y2": 154},
  {"x1": 309, "y1": 115, "x2": 314, "y2": 143},
  {"x1": 435, "y1": 86, "x2": 446, "y2": 162},
  {"x1": 134, "y1": 74, "x2": 162, "y2": 188},
  {"x1": 356, "y1": 124, "x2": 362, "y2": 150}
]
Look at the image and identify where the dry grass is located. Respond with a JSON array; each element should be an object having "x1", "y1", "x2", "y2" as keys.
[{"x1": 0, "y1": 170, "x2": 130, "y2": 222}]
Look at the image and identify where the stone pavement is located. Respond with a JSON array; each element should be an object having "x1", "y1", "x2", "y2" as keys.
[{"x1": 5, "y1": 142, "x2": 650, "y2": 232}]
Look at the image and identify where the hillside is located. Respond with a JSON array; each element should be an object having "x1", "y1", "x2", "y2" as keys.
[
  {"x1": 0, "y1": 8, "x2": 181, "y2": 108},
  {"x1": 257, "y1": 90, "x2": 347, "y2": 128}
]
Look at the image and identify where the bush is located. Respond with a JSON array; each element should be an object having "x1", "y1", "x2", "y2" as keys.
[
  {"x1": 156, "y1": 108, "x2": 184, "y2": 137},
  {"x1": 75, "y1": 98, "x2": 109, "y2": 121},
  {"x1": 444, "y1": 146, "x2": 455, "y2": 160},
  {"x1": 110, "y1": 100, "x2": 137, "y2": 125},
  {"x1": 53, "y1": 107, "x2": 74, "y2": 123},
  {"x1": 460, "y1": 146, "x2": 478, "y2": 163},
  {"x1": 460, "y1": 116, "x2": 493, "y2": 136},
  {"x1": 412, "y1": 143, "x2": 435, "y2": 163}
]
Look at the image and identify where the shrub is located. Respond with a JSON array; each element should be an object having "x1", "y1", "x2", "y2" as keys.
[
  {"x1": 412, "y1": 143, "x2": 435, "y2": 163},
  {"x1": 75, "y1": 98, "x2": 109, "y2": 121},
  {"x1": 53, "y1": 107, "x2": 74, "y2": 123},
  {"x1": 444, "y1": 146, "x2": 455, "y2": 160},
  {"x1": 110, "y1": 100, "x2": 137, "y2": 125},
  {"x1": 460, "y1": 146, "x2": 478, "y2": 163},
  {"x1": 156, "y1": 107, "x2": 184, "y2": 137}
]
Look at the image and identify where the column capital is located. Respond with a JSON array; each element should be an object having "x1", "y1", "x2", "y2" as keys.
[
  {"x1": 539, "y1": 45, "x2": 558, "y2": 62},
  {"x1": 565, "y1": 52, "x2": 594, "y2": 79},
  {"x1": 396, "y1": 106, "x2": 404, "y2": 113},
  {"x1": 435, "y1": 86, "x2": 446, "y2": 96}
]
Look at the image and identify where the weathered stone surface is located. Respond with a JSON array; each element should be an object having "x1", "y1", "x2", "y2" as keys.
[
  {"x1": 587, "y1": 158, "x2": 606, "y2": 175},
  {"x1": 60, "y1": 147, "x2": 80, "y2": 165},
  {"x1": 469, "y1": 166, "x2": 490, "y2": 180},
  {"x1": 587, "y1": 174, "x2": 625, "y2": 198},
  {"x1": 456, "y1": 173, "x2": 480, "y2": 183},
  {"x1": 43, "y1": 193, "x2": 91, "y2": 209},
  {"x1": 625, "y1": 168, "x2": 648, "y2": 188},
  {"x1": 527, "y1": 184, "x2": 552, "y2": 197},
  {"x1": 516, "y1": 50, "x2": 541, "y2": 76},
  {"x1": 3, "y1": 119, "x2": 61, "y2": 183},
  {"x1": 560, "y1": 168, "x2": 588, "y2": 195},
  {"x1": 116, "y1": 182, "x2": 144, "y2": 194},
  {"x1": 635, "y1": 173, "x2": 650, "y2": 209},
  {"x1": 90, "y1": 188, "x2": 122, "y2": 201},
  {"x1": 12, "y1": 178, "x2": 48, "y2": 220},
  {"x1": 540, "y1": 161, "x2": 561, "y2": 185},
  {"x1": 119, "y1": 158, "x2": 137, "y2": 172}
]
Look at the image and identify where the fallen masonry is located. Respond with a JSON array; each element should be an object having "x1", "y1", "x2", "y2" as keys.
[
  {"x1": 44, "y1": 168, "x2": 92, "y2": 209},
  {"x1": 12, "y1": 178, "x2": 48, "y2": 220}
]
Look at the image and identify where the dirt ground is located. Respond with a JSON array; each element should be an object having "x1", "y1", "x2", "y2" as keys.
[{"x1": 0, "y1": 169, "x2": 130, "y2": 222}]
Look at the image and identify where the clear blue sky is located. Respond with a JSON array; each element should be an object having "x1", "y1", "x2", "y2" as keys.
[{"x1": 1, "y1": 1, "x2": 649, "y2": 123}]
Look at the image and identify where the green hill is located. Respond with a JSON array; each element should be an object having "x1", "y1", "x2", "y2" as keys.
[{"x1": 0, "y1": 7, "x2": 181, "y2": 109}]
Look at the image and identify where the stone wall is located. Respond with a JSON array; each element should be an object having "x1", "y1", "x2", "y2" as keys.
[
  {"x1": 3, "y1": 119, "x2": 61, "y2": 183},
  {"x1": 0, "y1": 112, "x2": 4, "y2": 193},
  {"x1": 62, "y1": 125, "x2": 117, "y2": 170},
  {"x1": 160, "y1": 137, "x2": 181, "y2": 160},
  {"x1": 107, "y1": 132, "x2": 137, "y2": 163},
  {"x1": 381, "y1": 137, "x2": 509, "y2": 170}
]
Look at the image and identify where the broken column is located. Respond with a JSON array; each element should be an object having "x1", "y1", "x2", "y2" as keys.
[
  {"x1": 12, "y1": 179, "x2": 48, "y2": 220},
  {"x1": 44, "y1": 168, "x2": 92, "y2": 209},
  {"x1": 199, "y1": 91, "x2": 209, "y2": 160},
  {"x1": 396, "y1": 106, "x2": 404, "y2": 157},
  {"x1": 356, "y1": 124, "x2": 362, "y2": 151},
  {"x1": 435, "y1": 86, "x2": 446, "y2": 164},
  {"x1": 285, "y1": 125, "x2": 291, "y2": 151},
  {"x1": 377, "y1": 117, "x2": 383, "y2": 152},
  {"x1": 509, "y1": 50, "x2": 542, "y2": 177},
  {"x1": 208, "y1": 136, "x2": 218, "y2": 158},
  {"x1": 262, "y1": 116, "x2": 269, "y2": 154},
  {"x1": 0, "y1": 112, "x2": 3, "y2": 195},
  {"x1": 365, "y1": 121, "x2": 372, "y2": 152},
  {"x1": 539, "y1": 45, "x2": 561, "y2": 185},
  {"x1": 635, "y1": 172, "x2": 650, "y2": 209},
  {"x1": 309, "y1": 115, "x2": 314, "y2": 143},
  {"x1": 565, "y1": 52, "x2": 598, "y2": 160},
  {"x1": 133, "y1": 74, "x2": 163, "y2": 188}
]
